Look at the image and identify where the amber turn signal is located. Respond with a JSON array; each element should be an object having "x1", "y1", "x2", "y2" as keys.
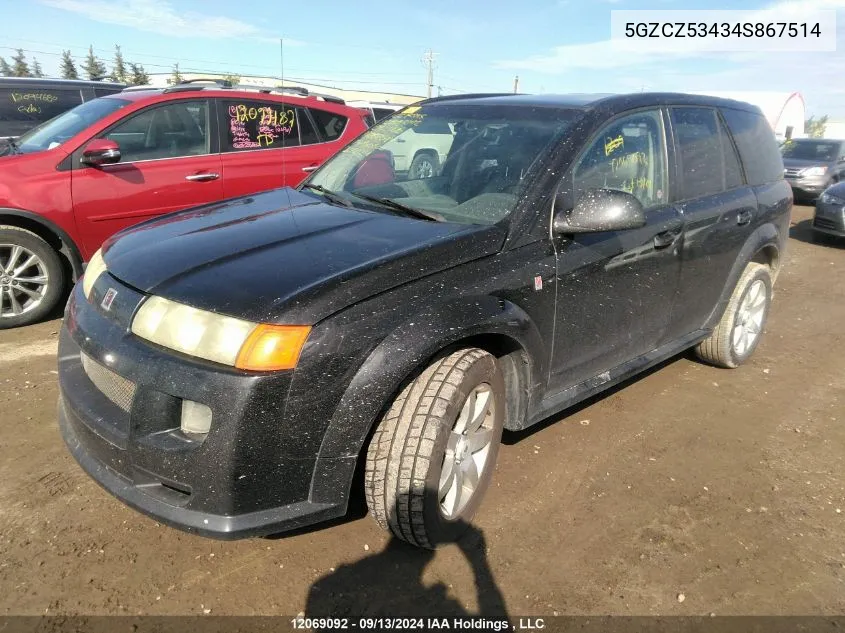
[{"x1": 235, "y1": 325, "x2": 312, "y2": 371}]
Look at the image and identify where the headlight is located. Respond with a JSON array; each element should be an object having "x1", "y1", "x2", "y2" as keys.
[
  {"x1": 820, "y1": 191, "x2": 845, "y2": 206},
  {"x1": 130, "y1": 295, "x2": 311, "y2": 371},
  {"x1": 82, "y1": 248, "x2": 107, "y2": 299},
  {"x1": 801, "y1": 166, "x2": 827, "y2": 177}
]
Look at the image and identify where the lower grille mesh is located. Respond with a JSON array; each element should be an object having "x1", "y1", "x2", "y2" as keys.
[
  {"x1": 80, "y1": 352, "x2": 136, "y2": 413},
  {"x1": 814, "y1": 217, "x2": 840, "y2": 231}
]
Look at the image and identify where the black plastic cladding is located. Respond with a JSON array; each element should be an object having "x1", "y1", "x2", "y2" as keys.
[{"x1": 59, "y1": 92, "x2": 791, "y2": 538}]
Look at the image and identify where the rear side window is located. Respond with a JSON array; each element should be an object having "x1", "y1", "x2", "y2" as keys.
[
  {"x1": 721, "y1": 108, "x2": 784, "y2": 185},
  {"x1": 308, "y1": 108, "x2": 348, "y2": 142},
  {"x1": 221, "y1": 99, "x2": 300, "y2": 151},
  {"x1": 670, "y1": 107, "x2": 724, "y2": 200},
  {"x1": 297, "y1": 108, "x2": 321, "y2": 145},
  {"x1": 670, "y1": 107, "x2": 745, "y2": 199},
  {"x1": 0, "y1": 87, "x2": 83, "y2": 124}
]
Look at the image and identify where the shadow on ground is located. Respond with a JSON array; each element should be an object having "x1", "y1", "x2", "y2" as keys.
[{"x1": 304, "y1": 521, "x2": 508, "y2": 625}]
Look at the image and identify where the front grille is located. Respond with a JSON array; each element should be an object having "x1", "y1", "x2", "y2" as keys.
[
  {"x1": 784, "y1": 168, "x2": 802, "y2": 178},
  {"x1": 814, "y1": 217, "x2": 841, "y2": 231},
  {"x1": 80, "y1": 352, "x2": 136, "y2": 413}
]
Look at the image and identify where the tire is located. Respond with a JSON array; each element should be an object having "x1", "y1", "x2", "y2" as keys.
[
  {"x1": 408, "y1": 152, "x2": 439, "y2": 180},
  {"x1": 0, "y1": 226, "x2": 66, "y2": 329},
  {"x1": 365, "y1": 348, "x2": 505, "y2": 549},
  {"x1": 695, "y1": 263, "x2": 772, "y2": 368}
]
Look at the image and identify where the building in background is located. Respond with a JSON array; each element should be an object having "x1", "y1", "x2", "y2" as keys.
[
  {"x1": 691, "y1": 91, "x2": 805, "y2": 141},
  {"x1": 146, "y1": 73, "x2": 423, "y2": 106}
]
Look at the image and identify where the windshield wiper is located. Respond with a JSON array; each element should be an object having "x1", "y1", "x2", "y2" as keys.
[
  {"x1": 300, "y1": 183, "x2": 353, "y2": 208},
  {"x1": 349, "y1": 193, "x2": 445, "y2": 222}
]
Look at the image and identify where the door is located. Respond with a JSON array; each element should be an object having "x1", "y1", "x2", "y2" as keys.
[
  {"x1": 71, "y1": 99, "x2": 222, "y2": 256},
  {"x1": 665, "y1": 106, "x2": 758, "y2": 340},
  {"x1": 550, "y1": 108, "x2": 684, "y2": 392}
]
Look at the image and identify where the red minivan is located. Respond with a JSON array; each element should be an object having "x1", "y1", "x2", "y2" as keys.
[{"x1": 0, "y1": 81, "x2": 370, "y2": 327}]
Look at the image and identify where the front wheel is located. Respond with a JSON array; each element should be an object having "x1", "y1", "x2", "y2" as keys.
[
  {"x1": 695, "y1": 263, "x2": 772, "y2": 368},
  {"x1": 365, "y1": 348, "x2": 505, "y2": 549},
  {"x1": 0, "y1": 226, "x2": 66, "y2": 329}
]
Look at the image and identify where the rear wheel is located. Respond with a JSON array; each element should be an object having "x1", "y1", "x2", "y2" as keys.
[
  {"x1": 0, "y1": 226, "x2": 66, "y2": 329},
  {"x1": 365, "y1": 348, "x2": 505, "y2": 549},
  {"x1": 695, "y1": 263, "x2": 772, "y2": 368}
]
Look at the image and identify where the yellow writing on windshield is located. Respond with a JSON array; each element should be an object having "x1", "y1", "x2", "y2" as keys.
[{"x1": 604, "y1": 135, "x2": 624, "y2": 156}]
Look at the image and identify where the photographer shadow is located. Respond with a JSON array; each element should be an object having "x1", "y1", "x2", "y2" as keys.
[{"x1": 304, "y1": 519, "x2": 508, "y2": 625}]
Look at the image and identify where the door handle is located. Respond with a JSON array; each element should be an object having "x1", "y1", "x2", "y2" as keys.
[
  {"x1": 737, "y1": 209, "x2": 753, "y2": 226},
  {"x1": 301, "y1": 165, "x2": 319, "y2": 173},
  {"x1": 185, "y1": 173, "x2": 219, "y2": 182}
]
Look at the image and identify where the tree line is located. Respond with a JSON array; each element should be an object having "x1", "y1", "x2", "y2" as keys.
[
  {"x1": 0, "y1": 46, "x2": 242, "y2": 88},
  {"x1": 0, "y1": 45, "x2": 151, "y2": 85}
]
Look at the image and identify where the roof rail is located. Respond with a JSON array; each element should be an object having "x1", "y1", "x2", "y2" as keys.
[
  {"x1": 419, "y1": 92, "x2": 516, "y2": 104},
  {"x1": 121, "y1": 84, "x2": 158, "y2": 92},
  {"x1": 163, "y1": 78, "x2": 233, "y2": 93}
]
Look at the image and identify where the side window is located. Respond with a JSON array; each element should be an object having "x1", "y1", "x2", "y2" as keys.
[
  {"x1": 103, "y1": 100, "x2": 209, "y2": 162},
  {"x1": 308, "y1": 108, "x2": 348, "y2": 142},
  {"x1": 572, "y1": 109, "x2": 667, "y2": 209},
  {"x1": 0, "y1": 87, "x2": 83, "y2": 124},
  {"x1": 670, "y1": 107, "x2": 726, "y2": 200},
  {"x1": 221, "y1": 100, "x2": 300, "y2": 151},
  {"x1": 297, "y1": 108, "x2": 321, "y2": 145},
  {"x1": 94, "y1": 87, "x2": 121, "y2": 98},
  {"x1": 721, "y1": 108, "x2": 784, "y2": 185},
  {"x1": 719, "y1": 114, "x2": 744, "y2": 189}
]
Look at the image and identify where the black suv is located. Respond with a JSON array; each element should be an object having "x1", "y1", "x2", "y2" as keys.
[
  {"x1": 0, "y1": 77, "x2": 125, "y2": 141},
  {"x1": 58, "y1": 93, "x2": 791, "y2": 548}
]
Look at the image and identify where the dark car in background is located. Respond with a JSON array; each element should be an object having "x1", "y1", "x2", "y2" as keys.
[
  {"x1": 781, "y1": 138, "x2": 845, "y2": 201},
  {"x1": 0, "y1": 77, "x2": 125, "y2": 142},
  {"x1": 813, "y1": 182, "x2": 845, "y2": 242},
  {"x1": 58, "y1": 92, "x2": 791, "y2": 549}
]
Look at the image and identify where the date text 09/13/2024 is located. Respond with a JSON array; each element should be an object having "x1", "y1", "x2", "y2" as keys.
[{"x1": 290, "y1": 617, "x2": 547, "y2": 630}]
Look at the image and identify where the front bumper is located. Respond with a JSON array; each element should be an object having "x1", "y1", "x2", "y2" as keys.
[
  {"x1": 58, "y1": 278, "x2": 352, "y2": 539},
  {"x1": 785, "y1": 176, "x2": 829, "y2": 199},
  {"x1": 813, "y1": 200, "x2": 845, "y2": 237}
]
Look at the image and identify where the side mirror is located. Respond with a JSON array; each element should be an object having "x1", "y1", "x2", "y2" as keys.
[
  {"x1": 553, "y1": 188, "x2": 647, "y2": 234},
  {"x1": 81, "y1": 138, "x2": 121, "y2": 167}
]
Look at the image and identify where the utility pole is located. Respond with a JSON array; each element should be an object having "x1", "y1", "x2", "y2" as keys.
[
  {"x1": 513, "y1": 75, "x2": 519, "y2": 94},
  {"x1": 279, "y1": 38, "x2": 284, "y2": 87},
  {"x1": 421, "y1": 49, "x2": 437, "y2": 98}
]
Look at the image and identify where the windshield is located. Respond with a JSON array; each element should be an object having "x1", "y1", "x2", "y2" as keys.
[
  {"x1": 10, "y1": 97, "x2": 130, "y2": 155},
  {"x1": 304, "y1": 103, "x2": 579, "y2": 225},
  {"x1": 781, "y1": 139, "x2": 842, "y2": 162}
]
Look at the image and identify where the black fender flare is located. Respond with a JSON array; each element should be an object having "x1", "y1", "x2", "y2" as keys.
[
  {"x1": 702, "y1": 223, "x2": 781, "y2": 330},
  {"x1": 0, "y1": 208, "x2": 85, "y2": 279},
  {"x1": 309, "y1": 295, "x2": 546, "y2": 504}
]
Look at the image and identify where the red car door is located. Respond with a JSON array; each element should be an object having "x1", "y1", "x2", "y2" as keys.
[
  {"x1": 71, "y1": 99, "x2": 222, "y2": 256},
  {"x1": 218, "y1": 97, "x2": 296, "y2": 198}
]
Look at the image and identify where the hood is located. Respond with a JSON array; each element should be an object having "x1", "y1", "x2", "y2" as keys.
[
  {"x1": 103, "y1": 187, "x2": 506, "y2": 324},
  {"x1": 823, "y1": 180, "x2": 845, "y2": 199},
  {"x1": 782, "y1": 157, "x2": 832, "y2": 170}
]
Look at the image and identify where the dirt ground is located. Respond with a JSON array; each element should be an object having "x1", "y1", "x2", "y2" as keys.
[{"x1": 1, "y1": 203, "x2": 843, "y2": 618}]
